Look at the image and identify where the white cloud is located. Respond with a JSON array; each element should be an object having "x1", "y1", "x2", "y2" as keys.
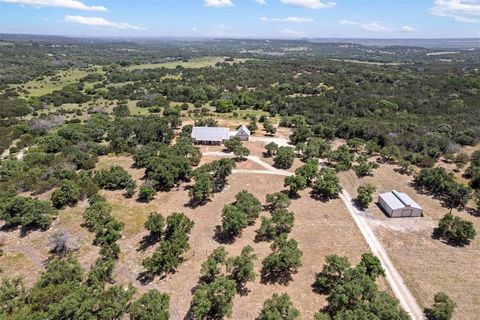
[
  {"x1": 0, "y1": 0, "x2": 107, "y2": 11},
  {"x1": 361, "y1": 21, "x2": 392, "y2": 32},
  {"x1": 453, "y1": 15, "x2": 478, "y2": 23},
  {"x1": 204, "y1": 0, "x2": 234, "y2": 7},
  {"x1": 255, "y1": 0, "x2": 266, "y2": 4},
  {"x1": 260, "y1": 16, "x2": 314, "y2": 23},
  {"x1": 279, "y1": 28, "x2": 305, "y2": 37},
  {"x1": 401, "y1": 25, "x2": 414, "y2": 32},
  {"x1": 192, "y1": 27, "x2": 198, "y2": 32},
  {"x1": 431, "y1": 0, "x2": 480, "y2": 23},
  {"x1": 339, "y1": 19, "x2": 358, "y2": 25},
  {"x1": 64, "y1": 15, "x2": 146, "y2": 30},
  {"x1": 431, "y1": 0, "x2": 480, "y2": 16},
  {"x1": 280, "y1": 0, "x2": 336, "y2": 9}
]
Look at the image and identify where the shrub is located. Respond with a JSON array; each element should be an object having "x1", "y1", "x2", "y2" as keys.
[
  {"x1": 138, "y1": 184, "x2": 156, "y2": 203},
  {"x1": 426, "y1": 292, "x2": 456, "y2": 320},
  {"x1": 434, "y1": 213, "x2": 476, "y2": 246},
  {"x1": 51, "y1": 180, "x2": 81, "y2": 209}
]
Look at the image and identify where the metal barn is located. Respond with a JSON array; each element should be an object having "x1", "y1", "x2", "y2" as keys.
[
  {"x1": 378, "y1": 190, "x2": 423, "y2": 218},
  {"x1": 191, "y1": 127, "x2": 230, "y2": 145}
]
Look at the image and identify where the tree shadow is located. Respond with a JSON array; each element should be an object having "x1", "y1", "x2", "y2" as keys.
[
  {"x1": 466, "y1": 207, "x2": 480, "y2": 217},
  {"x1": 137, "y1": 234, "x2": 160, "y2": 252},
  {"x1": 213, "y1": 225, "x2": 236, "y2": 245},
  {"x1": 260, "y1": 267, "x2": 295, "y2": 286},
  {"x1": 309, "y1": 191, "x2": 335, "y2": 203}
]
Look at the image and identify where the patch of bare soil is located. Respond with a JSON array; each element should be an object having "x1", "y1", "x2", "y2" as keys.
[{"x1": 338, "y1": 164, "x2": 480, "y2": 320}]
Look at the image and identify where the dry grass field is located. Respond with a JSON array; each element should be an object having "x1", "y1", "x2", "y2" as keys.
[
  {"x1": 0, "y1": 141, "x2": 379, "y2": 320},
  {"x1": 338, "y1": 163, "x2": 480, "y2": 320}
]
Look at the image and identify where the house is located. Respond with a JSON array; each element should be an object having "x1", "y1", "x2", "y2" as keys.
[
  {"x1": 378, "y1": 190, "x2": 423, "y2": 218},
  {"x1": 235, "y1": 125, "x2": 251, "y2": 141},
  {"x1": 191, "y1": 126, "x2": 230, "y2": 145}
]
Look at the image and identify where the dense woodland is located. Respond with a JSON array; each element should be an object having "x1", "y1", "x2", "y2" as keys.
[{"x1": 0, "y1": 35, "x2": 478, "y2": 319}]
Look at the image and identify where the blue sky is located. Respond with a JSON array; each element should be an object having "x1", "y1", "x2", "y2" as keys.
[{"x1": 0, "y1": 0, "x2": 479, "y2": 38}]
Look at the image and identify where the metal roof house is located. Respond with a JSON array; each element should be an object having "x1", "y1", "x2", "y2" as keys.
[
  {"x1": 378, "y1": 190, "x2": 423, "y2": 218},
  {"x1": 191, "y1": 127, "x2": 230, "y2": 145},
  {"x1": 235, "y1": 125, "x2": 251, "y2": 141}
]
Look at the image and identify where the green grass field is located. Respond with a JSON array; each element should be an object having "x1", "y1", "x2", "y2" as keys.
[
  {"x1": 14, "y1": 69, "x2": 91, "y2": 97},
  {"x1": 125, "y1": 57, "x2": 247, "y2": 71}
]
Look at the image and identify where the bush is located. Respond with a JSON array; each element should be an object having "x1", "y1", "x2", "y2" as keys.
[
  {"x1": 434, "y1": 212, "x2": 476, "y2": 246},
  {"x1": 95, "y1": 166, "x2": 135, "y2": 191},
  {"x1": 138, "y1": 184, "x2": 156, "y2": 203},
  {"x1": 0, "y1": 196, "x2": 57, "y2": 230},
  {"x1": 426, "y1": 292, "x2": 456, "y2": 320},
  {"x1": 51, "y1": 180, "x2": 81, "y2": 209}
]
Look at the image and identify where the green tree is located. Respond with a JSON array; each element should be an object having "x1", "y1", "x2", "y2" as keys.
[
  {"x1": 426, "y1": 292, "x2": 456, "y2": 320},
  {"x1": 264, "y1": 121, "x2": 277, "y2": 136},
  {"x1": 227, "y1": 245, "x2": 257, "y2": 288},
  {"x1": 51, "y1": 180, "x2": 81, "y2": 209},
  {"x1": 313, "y1": 255, "x2": 351, "y2": 294},
  {"x1": 190, "y1": 277, "x2": 237, "y2": 319},
  {"x1": 265, "y1": 142, "x2": 279, "y2": 157},
  {"x1": 256, "y1": 293, "x2": 300, "y2": 320},
  {"x1": 434, "y1": 212, "x2": 476, "y2": 246},
  {"x1": 289, "y1": 126, "x2": 311, "y2": 145},
  {"x1": 224, "y1": 137, "x2": 243, "y2": 153},
  {"x1": 189, "y1": 172, "x2": 214, "y2": 205},
  {"x1": 201, "y1": 247, "x2": 228, "y2": 283},
  {"x1": 234, "y1": 145, "x2": 250, "y2": 160},
  {"x1": 274, "y1": 147, "x2": 295, "y2": 169},
  {"x1": 295, "y1": 159, "x2": 319, "y2": 186},
  {"x1": 356, "y1": 184, "x2": 376, "y2": 209},
  {"x1": 304, "y1": 138, "x2": 331, "y2": 160},
  {"x1": 144, "y1": 212, "x2": 165, "y2": 240},
  {"x1": 312, "y1": 169, "x2": 342, "y2": 200},
  {"x1": 0, "y1": 196, "x2": 57, "y2": 230},
  {"x1": 257, "y1": 208, "x2": 295, "y2": 241},
  {"x1": 284, "y1": 175, "x2": 307, "y2": 196},
  {"x1": 129, "y1": 289, "x2": 170, "y2": 320},
  {"x1": 262, "y1": 234, "x2": 303, "y2": 283},
  {"x1": 137, "y1": 184, "x2": 156, "y2": 203},
  {"x1": 221, "y1": 204, "x2": 248, "y2": 240},
  {"x1": 380, "y1": 145, "x2": 401, "y2": 162},
  {"x1": 358, "y1": 253, "x2": 385, "y2": 280},
  {"x1": 266, "y1": 192, "x2": 291, "y2": 210},
  {"x1": 234, "y1": 190, "x2": 262, "y2": 223}
]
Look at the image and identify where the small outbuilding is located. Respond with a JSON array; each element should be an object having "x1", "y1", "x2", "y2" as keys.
[
  {"x1": 235, "y1": 125, "x2": 251, "y2": 141},
  {"x1": 378, "y1": 190, "x2": 423, "y2": 218},
  {"x1": 191, "y1": 127, "x2": 230, "y2": 145}
]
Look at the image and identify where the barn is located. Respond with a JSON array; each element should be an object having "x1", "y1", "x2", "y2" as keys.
[
  {"x1": 378, "y1": 190, "x2": 423, "y2": 218},
  {"x1": 191, "y1": 127, "x2": 230, "y2": 145},
  {"x1": 235, "y1": 125, "x2": 251, "y2": 141}
]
